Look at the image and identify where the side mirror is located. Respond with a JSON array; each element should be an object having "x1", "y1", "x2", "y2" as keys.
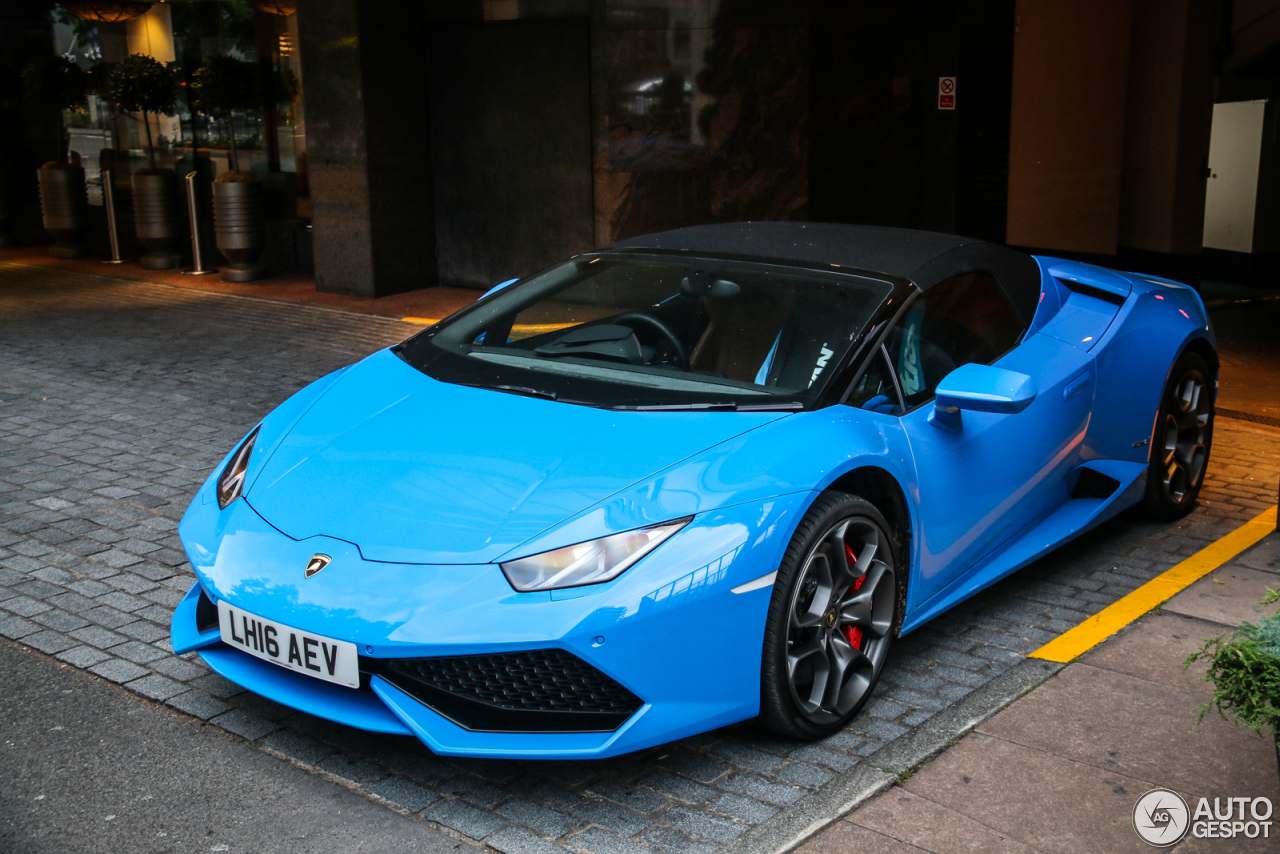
[
  {"x1": 480, "y1": 277, "x2": 518, "y2": 299},
  {"x1": 928, "y1": 363, "x2": 1037, "y2": 432}
]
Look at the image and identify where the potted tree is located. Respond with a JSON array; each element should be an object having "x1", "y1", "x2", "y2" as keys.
[
  {"x1": 23, "y1": 54, "x2": 91, "y2": 257},
  {"x1": 189, "y1": 54, "x2": 258, "y2": 173},
  {"x1": 1186, "y1": 592, "x2": 1280, "y2": 785},
  {"x1": 108, "y1": 54, "x2": 183, "y2": 268},
  {"x1": 191, "y1": 54, "x2": 266, "y2": 282}
]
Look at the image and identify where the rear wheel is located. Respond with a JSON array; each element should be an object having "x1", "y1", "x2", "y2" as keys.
[
  {"x1": 757, "y1": 492, "x2": 898, "y2": 740},
  {"x1": 1141, "y1": 351, "x2": 1214, "y2": 520}
]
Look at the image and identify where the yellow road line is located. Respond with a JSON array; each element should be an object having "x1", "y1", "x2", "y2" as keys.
[
  {"x1": 1030, "y1": 504, "x2": 1278, "y2": 663},
  {"x1": 400, "y1": 318, "x2": 578, "y2": 335}
]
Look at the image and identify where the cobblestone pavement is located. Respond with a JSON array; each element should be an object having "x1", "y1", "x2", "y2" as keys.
[
  {"x1": 2, "y1": 261, "x2": 1277, "y2": 854},
  {"x1": 1212, "y1": 300, "x2": 1280, "y2": 419}
]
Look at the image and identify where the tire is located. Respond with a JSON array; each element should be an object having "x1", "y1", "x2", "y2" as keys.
[
  {"x1": 756, "y1": 492, "x2": 899, "y2": 740},
  {"x1": 1140, "y1": 351, "x2": 1214, "y2": 520}
]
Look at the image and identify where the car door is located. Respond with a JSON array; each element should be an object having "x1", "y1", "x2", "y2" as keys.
[{"x1": 880, "y1": 272, "x2": 1095, "y2": 612}]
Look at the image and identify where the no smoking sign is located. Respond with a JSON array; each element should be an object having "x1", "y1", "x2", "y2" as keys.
[{"x1": 938, "y1": 76, "x2": 956, "y2": 110}]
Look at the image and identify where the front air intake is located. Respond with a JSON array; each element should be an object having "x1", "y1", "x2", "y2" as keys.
[{"x1": 372, "y1": 649, "x2": 643, "y2": 733}]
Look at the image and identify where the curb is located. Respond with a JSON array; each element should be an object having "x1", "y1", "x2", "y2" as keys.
[{"x1": 727, "y1": 657, "x2": 1065, "y2": 854}]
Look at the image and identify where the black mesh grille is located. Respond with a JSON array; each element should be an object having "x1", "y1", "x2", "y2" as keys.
[{"x1": 373, "y1": 649, "x2": 642, "y2": 733}]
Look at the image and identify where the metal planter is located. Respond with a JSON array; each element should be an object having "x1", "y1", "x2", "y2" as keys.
[
  {"x1": 38, "y1": 162, "x2": 89, "y2": 258},
  {"x1": 212, "y1": 174, "x2": 267, "y2": 282},
  {"x1": 132, "y1": 169, "x2": 184, "y2": 269}
]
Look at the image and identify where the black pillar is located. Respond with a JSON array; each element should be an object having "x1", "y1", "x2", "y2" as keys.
[{"x1": 296, "y1": 0, "x2": 436, "y2": 297}]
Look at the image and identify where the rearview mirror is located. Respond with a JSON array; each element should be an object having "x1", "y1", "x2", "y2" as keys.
[
  {"x1": 680, "y1": 271, "x2": 741, "y2": 298},
  {"x1": 928, "y1": 363, "x2": 1037, "y2": 432}
]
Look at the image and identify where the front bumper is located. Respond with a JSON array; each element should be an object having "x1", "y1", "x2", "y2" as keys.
[{"x1": 173, "y1": 492, "x2": 809, "y2": 758}]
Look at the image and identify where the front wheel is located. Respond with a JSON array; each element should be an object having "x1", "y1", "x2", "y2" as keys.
[
  {"x1": 1140, "y1": 350, "x2": 1214, "y2": 520},
  {"x1": 757, "y1": 492, "x2": 899, "y2": 740}
]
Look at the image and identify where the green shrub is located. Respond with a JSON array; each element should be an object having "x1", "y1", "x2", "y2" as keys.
[{"x1": 1186, "y1": 613, "x2": 1280, "y2": 738}]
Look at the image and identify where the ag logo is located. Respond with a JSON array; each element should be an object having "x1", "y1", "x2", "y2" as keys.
[
  {"x1": 1133, "y1": 788, "x2": 1190, "y2": 846},
  {"x1": 304, "y1": 554, "x2": 331, "y2": 579}
]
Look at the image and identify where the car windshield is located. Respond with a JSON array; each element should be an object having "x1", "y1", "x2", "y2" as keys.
[{"x1": 397, "y1": 253, "x2": 894, "y2": 410}]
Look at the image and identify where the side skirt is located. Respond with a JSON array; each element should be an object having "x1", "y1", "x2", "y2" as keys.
[{"x1": 900, "y1": 459, "x2": 1147, "y2": 634}]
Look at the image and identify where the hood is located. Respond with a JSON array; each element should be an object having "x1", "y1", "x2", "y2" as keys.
[{"x1": 246, "y1": 350, "x2": 786, "y2": 563}]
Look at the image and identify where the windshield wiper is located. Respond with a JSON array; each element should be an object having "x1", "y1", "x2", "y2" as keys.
[
  {"x1": 451, "y1": 381, "x2": 599, "y2": 407},
  {"x1": 614, "y1": 401, "x2": 803, "y2": 412}
]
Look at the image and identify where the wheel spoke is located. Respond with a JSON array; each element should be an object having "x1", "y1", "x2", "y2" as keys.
[
  {"x1": 824, "y1": 633, "x2": 873, "y2": 714},
  {"x1": 825, "y1": 521, "x2": 856, "y2": 593},
  {"x1": 788, "y1": 637, "x2": 829, "y2": 710},
  {"x1": 791, "y1": 553, "x2": 832, "y2": 630},
  {"x1": 838, "y1": 561, "x2": 886, "y2": 626},
  {"x1": 1185, "y1": 444, "x2": 1206, "y2": 481},
  {"x1": 853, "y1": 532, "x2": 879, "y2": 575},
  {"x1": 1174, "y1": 435, "x2": 1208, "y2": 473},
  {"x1": 1177, "y1": 377, "x2": 1200, "y2": 412}
]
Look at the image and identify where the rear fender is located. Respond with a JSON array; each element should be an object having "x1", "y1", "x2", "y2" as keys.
[{"x1": 1082, "y1": 275, "x2": 1213, "y2": 465}]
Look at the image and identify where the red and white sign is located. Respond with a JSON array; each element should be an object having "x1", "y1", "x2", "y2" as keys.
[{"x1": 938, "y1": 77, "x2": 956, "y2": 110}]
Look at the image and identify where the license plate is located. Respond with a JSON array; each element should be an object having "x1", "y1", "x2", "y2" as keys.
[{"x1": 218, "y1": 601, "x2": 360, "y2": 689}]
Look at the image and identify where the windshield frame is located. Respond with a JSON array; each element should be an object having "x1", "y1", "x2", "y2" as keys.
[{"x1": 395, "y1": 249, "x2": 915, "y2": 412}]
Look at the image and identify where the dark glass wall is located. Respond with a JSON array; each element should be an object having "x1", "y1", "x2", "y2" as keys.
[{"x1": 293, "y1": 0, "x2": 1017, "y2": 296}]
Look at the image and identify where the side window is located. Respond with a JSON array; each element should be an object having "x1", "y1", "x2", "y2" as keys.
[
  {"x1": 884, "y1": 272, "x2": 1025, "y2": 409},
  {"x1": 846, "y1": 346, "x2": 904, "y2": 415}
]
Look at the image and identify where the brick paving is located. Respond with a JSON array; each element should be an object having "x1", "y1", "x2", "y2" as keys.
[
  {"x1": 1212, "y1": 300, "x2": 1280, "y2": 420},
  {"x1": 1, "y1": 260, "x2": 1277, "y2": 854}
]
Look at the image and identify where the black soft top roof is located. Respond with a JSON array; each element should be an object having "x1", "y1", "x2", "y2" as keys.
[{"x1": 606, "y1": 222, "x2": 1044, "y2": 325}]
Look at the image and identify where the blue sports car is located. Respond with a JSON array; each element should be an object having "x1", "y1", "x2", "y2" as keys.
[{"x1": 171, "y1": 223, "x2": 1215, "y2": 758}]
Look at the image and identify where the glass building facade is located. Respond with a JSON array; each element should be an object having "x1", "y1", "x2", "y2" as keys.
[{"x1": 51, "y1": 0, "x2": 308, "y2": 217}]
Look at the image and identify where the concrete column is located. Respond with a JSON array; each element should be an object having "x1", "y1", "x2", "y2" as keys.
[
  {"x1": 296, "y1": 0, "x2": 436, "y2": 297},
  {"x1": 1117, "y1": 0, "x2": 1217, "y2": 262},
  {"x1": 1006, "y1": 0, "x2": 1134, "y2": 255}
]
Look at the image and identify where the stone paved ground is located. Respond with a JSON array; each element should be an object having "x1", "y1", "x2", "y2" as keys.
[
  {"x1": 1211, "y1": 300, "x2": 1280, "y2": 420},
  {"x1": 1, "y1": 261, "x2": 1277, "y2": 854}
]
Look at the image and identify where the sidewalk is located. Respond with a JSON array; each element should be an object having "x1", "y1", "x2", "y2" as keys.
[
  {"x1": 0, "y1": 245, "x2": 478, "y2": 323},
  {"x1": 800, "y1": 530, "x2": 1280, "y2": 854}
]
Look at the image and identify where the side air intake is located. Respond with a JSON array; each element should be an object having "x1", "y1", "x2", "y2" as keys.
[{"x1": 1071, "y1": 468, "x2": 1121, "y2": 500}]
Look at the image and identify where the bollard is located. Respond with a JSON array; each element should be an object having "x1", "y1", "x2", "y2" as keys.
[
  {"x1": 180, "y1": 171, "x2": 218, "y2": 276},
  {"x1": 100, "y1": 168, "x2": 131, "y2": 264}
]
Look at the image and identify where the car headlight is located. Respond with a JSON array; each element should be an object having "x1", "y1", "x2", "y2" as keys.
[
  {"x1": 501, "y1": 517, "x2": 692, "y2": 592},
  {"x1": 216, "y1": 427, "x2": 259, "y2": 509}
]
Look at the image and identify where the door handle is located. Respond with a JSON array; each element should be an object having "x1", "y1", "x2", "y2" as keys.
[{"x1": 1063, "y1": 373, "x2": 1091, "y2": 401}]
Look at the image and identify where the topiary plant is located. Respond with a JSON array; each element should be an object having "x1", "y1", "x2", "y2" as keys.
[
  {"x1": 1186, "y1": 605, "x2": 1280, "y2": 785},
  {"x1": 189, "y1": 54, "x2": 259, "y2": 172},
  {"x1": 106, "y1": 54, "x2": 178, "y2": 169},
  {"x1": 22, "y1": 54, "x2": 88, "y2": 113},
  {"x1": 22, "y1": 54, "x2": 88, "y2": 161}
]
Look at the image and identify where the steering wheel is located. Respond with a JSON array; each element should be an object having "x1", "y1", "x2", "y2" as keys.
[{"x1": 613, "y1": 312, "x2": 690, "y2": 371}]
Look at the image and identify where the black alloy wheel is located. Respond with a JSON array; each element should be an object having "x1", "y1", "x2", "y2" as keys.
[
  {"x1": 1141, "y1": 351, "x2": 1214, "y2": 520},
  {"x1": 758, "y1": 492, "x2": 899, "y2": 739}
]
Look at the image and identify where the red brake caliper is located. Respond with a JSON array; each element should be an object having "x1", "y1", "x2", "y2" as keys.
[{"x1": 843, "y1": 545, "x2": 865, "y2": 650}]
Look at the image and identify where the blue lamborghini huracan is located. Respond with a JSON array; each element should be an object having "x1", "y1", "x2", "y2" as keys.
[{"x1": 171, "y1": 223, "x2": 1216, "y2": 758}]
